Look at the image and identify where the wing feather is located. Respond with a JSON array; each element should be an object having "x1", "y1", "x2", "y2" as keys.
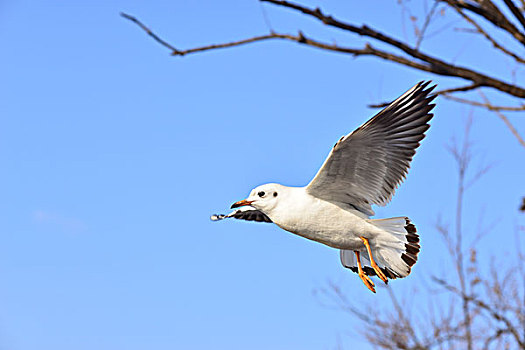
[{"x1": 306, "y1": 81, "x2": 436, "y2": 215}]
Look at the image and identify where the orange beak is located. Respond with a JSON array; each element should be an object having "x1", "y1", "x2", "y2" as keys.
[{"x1": 230, "y1": 199, "x2": 254, "y2": 209}]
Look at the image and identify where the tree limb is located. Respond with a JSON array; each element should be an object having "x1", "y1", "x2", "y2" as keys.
[
  {"x1": 440, "y1": 94, "x2": 525, "y2": 111},
  {"x1": 433, "y1": 277, "x2": 525, "y2": 348},
  {"x1": 122, "y1": 3, "x2": 525, "y2": 147},
  {"x1": 444, "y1": 0, "x2": 525, "y2": 46},
  {"x1": 260, "y1": 0, "x2": 525, "y2": 98},
  {"x1": 122, "y1": 3, "x2": 525, "y2": 98},
  {"x1": 125, "y1": 16, "x2": 524, "y2": 118},
  {"x1": 120, "y1": 12, "x2": 456, "y2": 74},
  {"x1": 369, "y1": 83, "x2": 525, "y2": 111},
  {"x1": 437, "y1": 84, "x2": 482, "y2": 94},
  {"x1": 502, "y1": 0, "x2": 525, "y2": 32},
  {"x1": 447, "y1": 4, "x2": 525, "y2": 64},
  {"x1": 120, "y1": 12, "x2": 302, "y2": 56},
  {"x1": 120, "y1": 13, "x2": 391, "y2": 59},
  {"x1": 482, "y1": 328, "x2": 510, "y2": 350}
]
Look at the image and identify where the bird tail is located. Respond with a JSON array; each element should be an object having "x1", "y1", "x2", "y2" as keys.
[{"x1": 340, "y1": 217, "x2": 420, "y2": 280}]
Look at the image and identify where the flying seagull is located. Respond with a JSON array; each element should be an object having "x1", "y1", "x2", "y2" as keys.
[{"x1": 211, "y1": 81, "x2": 436, "y2": 293}]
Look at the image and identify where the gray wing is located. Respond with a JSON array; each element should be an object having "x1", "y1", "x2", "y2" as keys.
[
  {"x1": 211, "y1": 206, "x2": 272, "y2": 223},
  {"x1": 306, "y1": 81, "x2": 436, "y2": 216}
]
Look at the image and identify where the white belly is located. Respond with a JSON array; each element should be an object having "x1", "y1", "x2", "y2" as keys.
[{"x1": 270, "y1": 196, "x2": 380, "y2": 250}]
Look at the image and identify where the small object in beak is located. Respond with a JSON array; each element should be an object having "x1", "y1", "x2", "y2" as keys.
[
  {"x1": 231, "y1": 199, "x2": 254, "y2": 209},
  {"x1": 210, "y1": 214, "x2": 226, "y2": 221}
]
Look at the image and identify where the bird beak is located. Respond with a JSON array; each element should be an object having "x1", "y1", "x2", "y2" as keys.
[{"x1": 231, "y1": 199, "x2": 254, "y2": 209}]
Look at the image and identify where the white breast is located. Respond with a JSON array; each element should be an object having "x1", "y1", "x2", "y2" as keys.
[{"x1": 267, "y1": 187, "x2": 378, "y2": 250}]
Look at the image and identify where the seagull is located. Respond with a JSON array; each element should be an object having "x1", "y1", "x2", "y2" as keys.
[{"x1": 211, "y1": 81, "x2": 436, "y2": 293}]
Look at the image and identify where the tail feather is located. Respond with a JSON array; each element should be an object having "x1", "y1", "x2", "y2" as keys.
[
  {"x1": 340, "y1": 217, "x2": 420, "y2": 280},
  {"x1": 399, "y1": 219, "x2": 420, "y2": 271},
  {"x1": 340, "y1": 250, "x2": 398, "y2": 281}
]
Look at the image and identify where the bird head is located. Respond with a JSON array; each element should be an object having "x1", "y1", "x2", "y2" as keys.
[{"x1": 231, "y1": 183, "x2": 285, "y2": 214}]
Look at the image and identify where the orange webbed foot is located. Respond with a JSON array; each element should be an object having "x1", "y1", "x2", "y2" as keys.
[
  {"x1": 354, "y1": 250, "x2": 376, "y2": 293},
  {"x1": 360, "y1": 236, "x2": 389, "y2": 285}
]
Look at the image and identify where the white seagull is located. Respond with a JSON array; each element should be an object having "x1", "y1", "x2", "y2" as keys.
[{"x1": 212, "y1": 81, "x2": 436, "y2": 293}]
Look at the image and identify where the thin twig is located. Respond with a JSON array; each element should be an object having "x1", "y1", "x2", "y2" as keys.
[
  {"x1": 259, "y1": 1, "x2": 275, "y2": 33},
  {"x1": 416, "y1": 1, "x2": 440, "y2": 49},
  {"x1": 168, "y1": 34, "x2": 297, "y2": 56},
  {"x1": 368, "y1": 84, "x2": 482, "y2": 108},
  {"x1": 454, "y1": 27, "x2": 480, "y2": 33},
  {"x1": 386, "y1": 287, "x2": 423, "y2": 347},
  {"x1": 436, "y1": 83, "x2": 482, "y2": 94},
  {"x1": 120, "y1": 13, "x2": 179, "y2": 53},
  {"x1": 483, "y1": 328, "x2": 510, "y2": 350},
  {"x1": 440, "y1": 94, "x2": 525, "y2": 111},
  {"x1": 443, "y1": 0, "x2": 525, "y2": 45},
  {"x1": 478, "y1": 91, "x2": 525, "y2": 148},
  {"x1": 120, "y1": 14, "x2": 418, "y2": 63},
  {"x1": 448, "y1": 4, "x2": 525, "y2": 64},
  {"x1": 455, "y1": 119, "x2": 472, "y2": 350},
  {"x1": 120, "y1": 12, "x2": 292, "y2": 56},
  {"x1": 433, "y1": 277, "x2": 525, "y2": 348}
]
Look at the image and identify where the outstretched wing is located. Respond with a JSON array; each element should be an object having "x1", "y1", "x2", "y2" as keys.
[
  {"x1": 211, "y1": 206, "x2": 272, "y2": 223},
  {"x1": 306, "y1": 81, "x2": 436, "y2": 215}
]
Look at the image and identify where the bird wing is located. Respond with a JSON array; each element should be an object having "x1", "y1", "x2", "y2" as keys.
[
  {"x1": 306, "y1": 81, "x2": 436, "y2": 216},
  {"x1": 211, "y1": 206, "x2": 272, "y2": 223}
]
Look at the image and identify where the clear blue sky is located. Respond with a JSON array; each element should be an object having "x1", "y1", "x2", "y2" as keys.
[{"x1": 0, "y1": 1, "x2": 523, "y2": 349}]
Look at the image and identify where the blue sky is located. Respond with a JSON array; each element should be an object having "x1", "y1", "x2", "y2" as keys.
[{"x1": 0, "y1": 1, "x2": 523, "y2": 349}]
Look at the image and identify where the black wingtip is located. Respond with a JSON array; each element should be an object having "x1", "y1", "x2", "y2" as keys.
[
  {"x1": 426, "y1": 83, "x2": 437, "y2": 94},
  {"x1": 420, "y1": 80, "x2": 431, "y2": 89},
  {"x1": 418, "y1": 80, "x2": 437, "y2": 94}
]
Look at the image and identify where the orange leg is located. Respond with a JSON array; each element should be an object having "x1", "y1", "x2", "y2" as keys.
[
  {"x1": 360, "y1": 237, "x2": 388, "y2": 284},
  {"x1": 354, "y1": 251, "x2": 375, "y2": 293}
]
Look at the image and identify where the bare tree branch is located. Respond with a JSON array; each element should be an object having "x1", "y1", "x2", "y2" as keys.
[
  {"x1": 317, "y1": 119, "x2": 524, "y2": 348},
  {"x1": 369, "y1": 84, "x2": 525, "y2": 111},
  {"x1": 440, "y1": 94, "x2": 525, "y2": 111},
  {"x1": 502, "y1": 0, "x2": 525, "y2": 32},
  {"x1": 166, "y1": 33, "x2": 296, "y2": 56},
  {"x1": 444, "y1": 0, "x2": 525, "y2": 45},
  {"x1": 369, "y1": 84, "x2": 483, "y2": 108},
  {"x1": 436, "y1": 84, "x2": 482, "y2": 95},
  {"x1": 120, "y1": 12, "x2": 434, "y2": 66},
  {"x1": 478, "y1": 91, "x2": 525, "y2": 147},
  {"x1": 451, "y1": 119, "x2": 473, "y2": 349},
  {"x1": 447, "y1": 3, "x2": 525, "y2": 64},
  {"x1": 120, "y1": 12, "x2": 179, "y2": 53},
  {"x1": 120, "y1": 13, "x2": 479, "y2": 82},
  {"x1": 386, "y1": 286, "x2": 423, "y2": 348},
  {"x1": 120, "y1": 12, "x2": 301, "y2": 56},
  {"x1": 482, "y1": 328, "x2": 511, "y2": 350},
  {"x1": 122, "y1": 3, "x2": 525, "y2": 99},
  {"x1": 415, "y1": 1, "x2": 441, "y2": 49},
  {"x1": 260, "y1": 0, "x2": 525, "y2": 98},
  {"x1": 433, "y1": 277, "x2": 525, "y2": 348}
]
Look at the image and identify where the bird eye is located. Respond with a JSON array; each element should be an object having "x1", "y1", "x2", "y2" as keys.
[
  {"x1": 273, "y1": 192, "x2": 278, "y2": 197},
  {"x1": 258, "y1": 191, "x2": 265, "y2": 197}
]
